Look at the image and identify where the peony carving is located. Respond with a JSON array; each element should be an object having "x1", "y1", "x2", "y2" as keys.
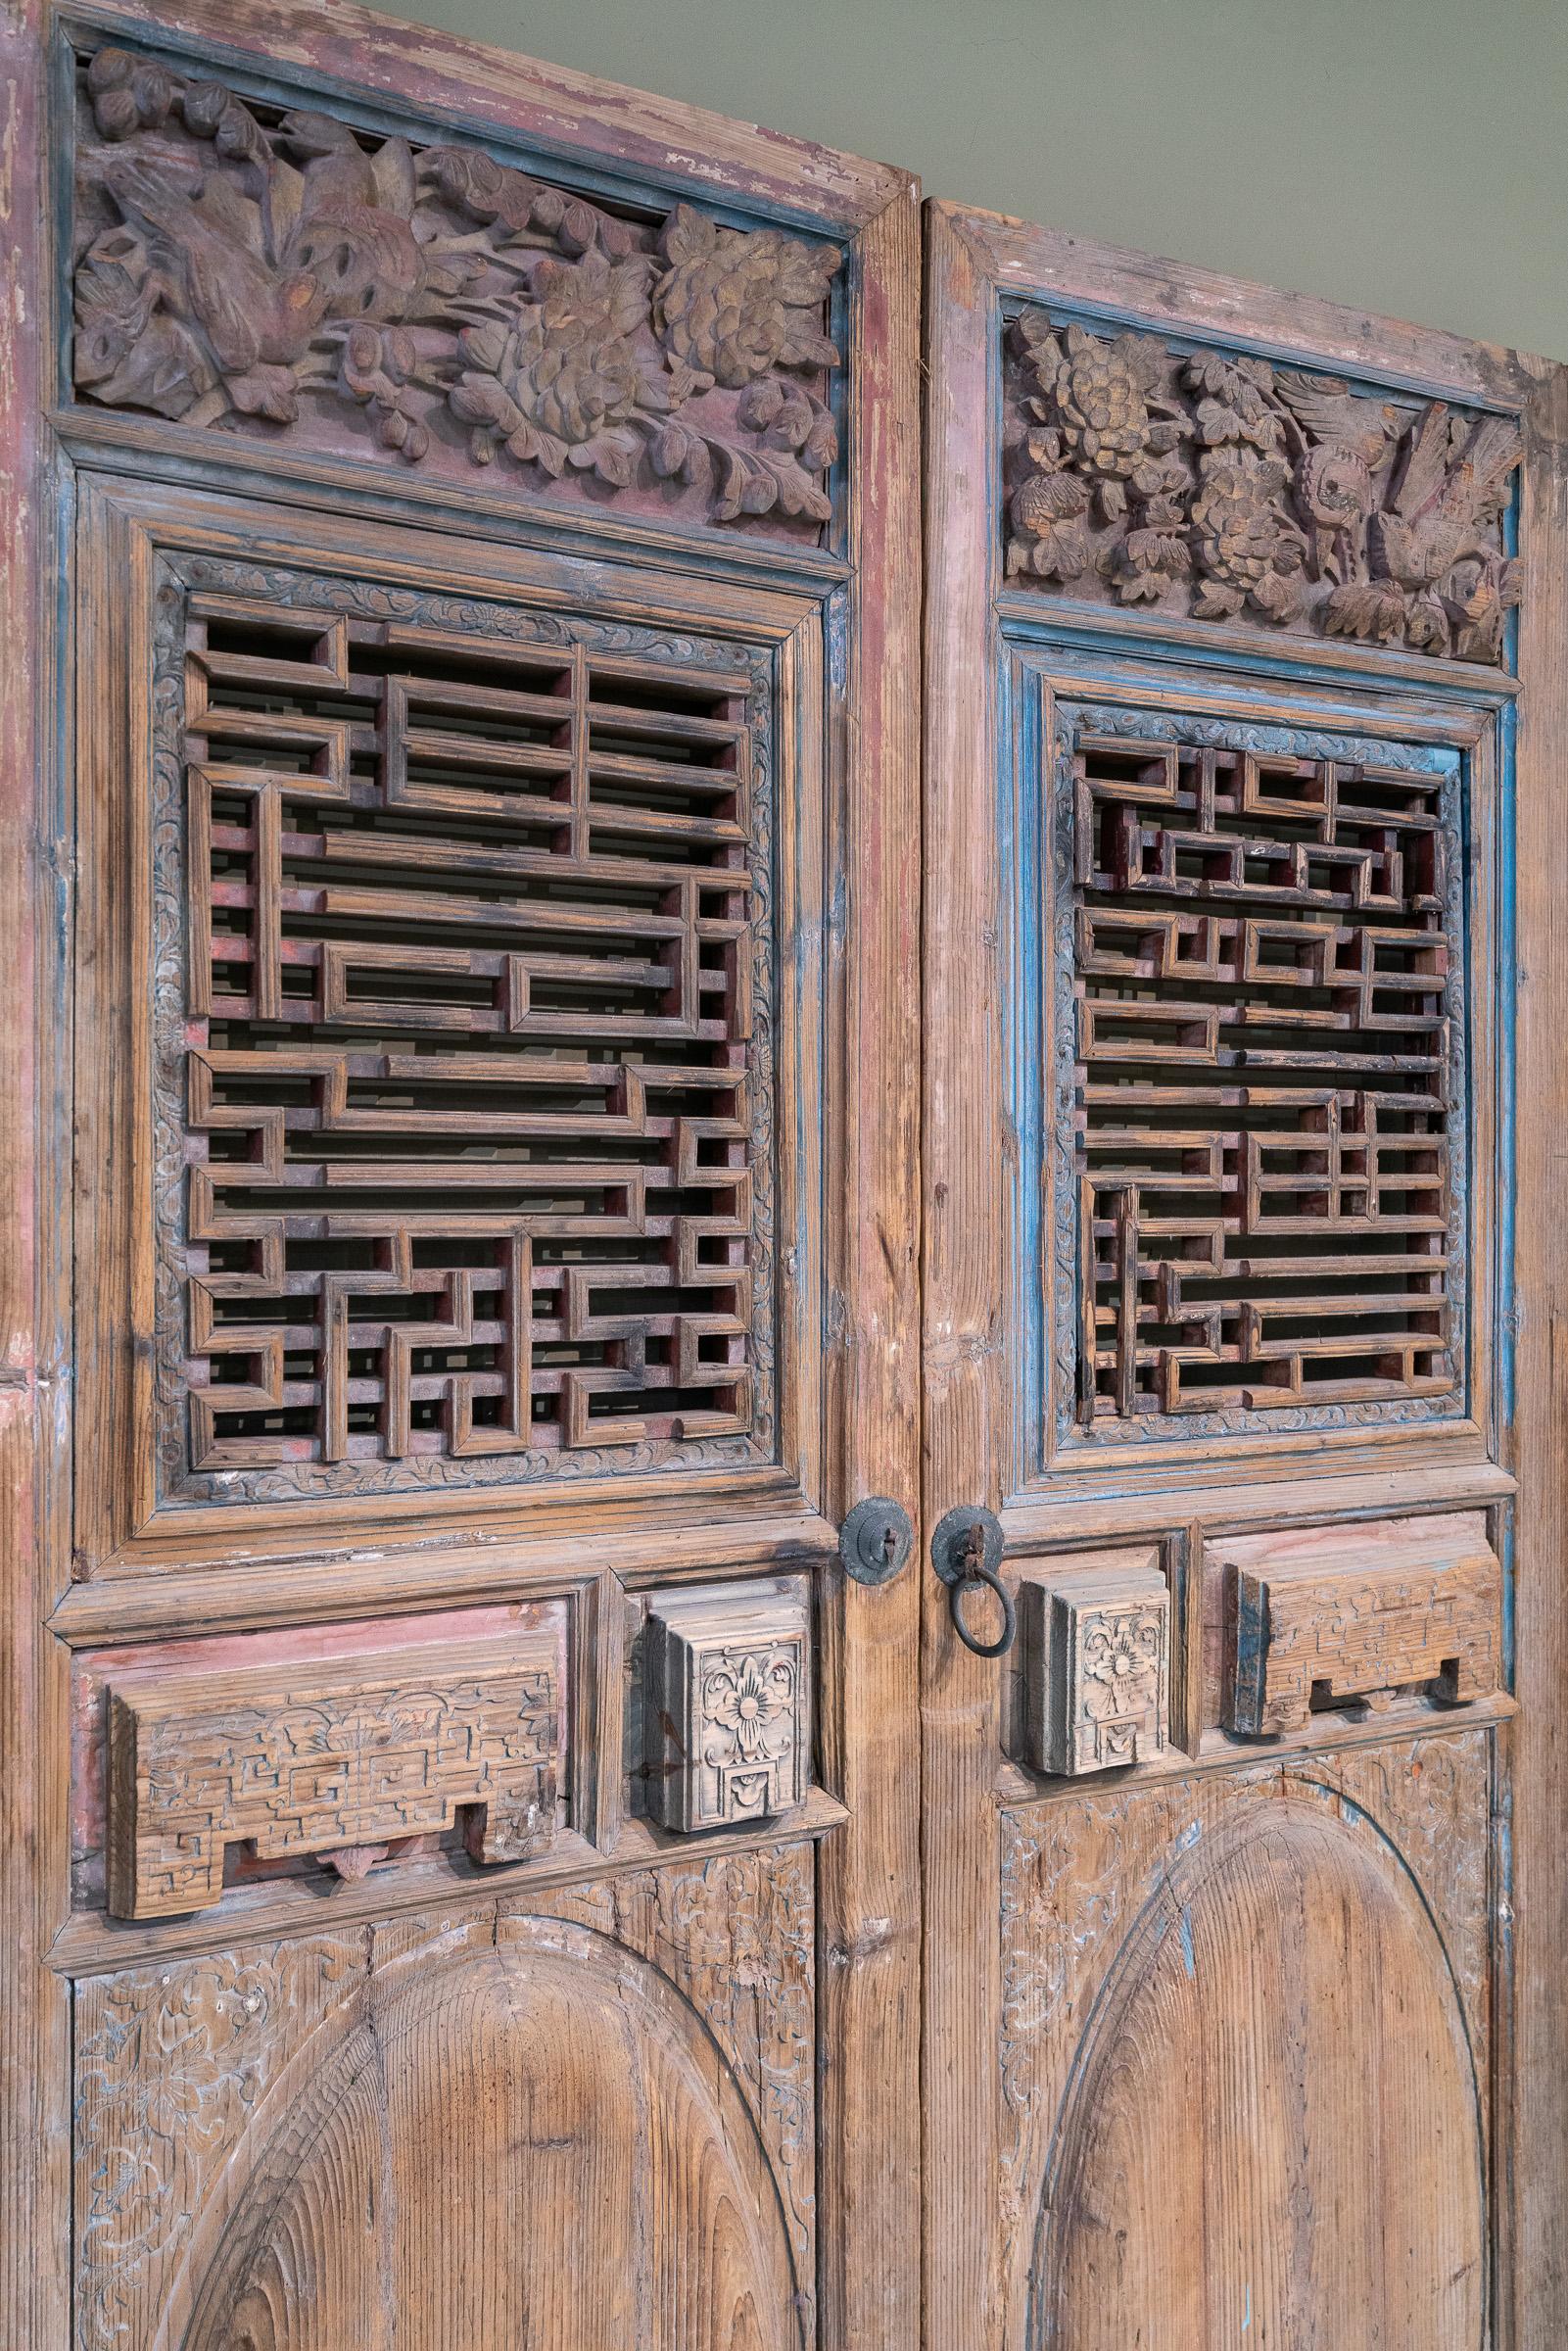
[
  {"x1": 71, "y1": 49, "x2": 841, "y2": 535},
  {"x1": 1005, "y1": 306, "x2": 1522, "y2": 661}
]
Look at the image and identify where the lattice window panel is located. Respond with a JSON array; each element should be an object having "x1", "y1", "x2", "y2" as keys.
[
  {"x1": 1054, "y1": 705, "x2": 1466, "y2": 1440},
  {"x1": 153, "y1": 563, "x2": 777, "y2": 1499}
]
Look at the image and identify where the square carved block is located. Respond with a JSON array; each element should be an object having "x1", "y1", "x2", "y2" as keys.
[
  {"x1": 105, "y1": 1625, "x2": 561, "y2": 1918},
  {"x1": 1217, "y1": 1511, "x2": 1503, "y2": 1735},
  {"x1": 1020, "y1": 1553, "x2": 1171, "y2": 1776},
  {"x1": 645, "y1": 1581, "x2": 811, "y2": 1832}
]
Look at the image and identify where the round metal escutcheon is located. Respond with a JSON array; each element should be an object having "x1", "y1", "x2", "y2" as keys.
[{"x1": 837, "y1": 1496, "x2": 916, "y2": 1586}]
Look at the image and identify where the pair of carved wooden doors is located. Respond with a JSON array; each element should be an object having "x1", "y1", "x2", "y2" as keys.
[{"x1": 5, "y1": 0, "x2": 1565, "y2": 2342}]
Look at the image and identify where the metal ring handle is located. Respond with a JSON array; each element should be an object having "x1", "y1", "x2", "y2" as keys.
[{"x1": 949, "y1": 1560, "x2": 1017, "y2": 1658}]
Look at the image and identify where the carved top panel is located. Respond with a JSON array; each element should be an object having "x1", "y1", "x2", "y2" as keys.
[
  {"x1": 1003, "y1": 305, "x2": 1522, "y2": 663},
  {"x1": 69, "y1": 43, "x2": 842, "y2": 546}
]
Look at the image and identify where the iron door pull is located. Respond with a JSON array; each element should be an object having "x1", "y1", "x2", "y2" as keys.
[{"x1": 931, "y1": 1505, "x2": 1016, "y2": 1657}]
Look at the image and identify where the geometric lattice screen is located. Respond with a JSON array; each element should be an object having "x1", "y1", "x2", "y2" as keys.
[
  {"x1": 163, "y1": 570, "x2": 775, "y2": 1498},
  {"x1": 1060, "y1": 704, "x2": 1464, "y2": 1438}
]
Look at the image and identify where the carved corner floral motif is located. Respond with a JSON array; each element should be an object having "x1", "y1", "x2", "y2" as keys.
[
  {"x1": 1004, "y1": 308, "x2": 1522, "y2": 661},
  {"x1": 71, "y1": 46, "x2": 842, "y2": 536}
]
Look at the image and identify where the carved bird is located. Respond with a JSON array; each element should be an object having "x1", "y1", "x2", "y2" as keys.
[
  {"x1": 99, "y1": 153, "x2": 330, "y2": 371},
  {"x1": 1273, "y1": 371, "x2": 1402, "y2": 579},
  {"x1": 1273, "y1": 371, "x2": 1402, "y2": 468},
  {"x1": 1373, "y1": 405, "x2": 1523, "y2": 589}
]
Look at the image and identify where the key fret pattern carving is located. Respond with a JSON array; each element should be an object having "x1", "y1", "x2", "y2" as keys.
[
  {"x1": 71, "y1": 46, "x2": 841, "y2": 539},
  {"x1": 1003, "y1": 307, "x2": 1522, "y2": 662},
  {"x1": 1219, "y1": 1515, "x2": 1502, "y2": 1735},
  {"x1": 150, "y1": 553, "x2": 776, "y2": 1501},
  {"x1": 645, "y1": 1580, "x2": 810, "y2": 1831},
  {"x1": 1053, "y1": 702, "x2": 1466, "y2": 1445},
  {"x1": 106, "y1": 1632, "x2": 561, "y2": 1916},
  {"x1": 1019, "y1": 1556, "x2": 1170, "y2": 1776}
]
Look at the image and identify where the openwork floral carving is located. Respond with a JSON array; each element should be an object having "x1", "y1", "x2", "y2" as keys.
[
  {"x1": 1005, "y1": 307, "x2": 1522, "y2": 660},
  {"x1": 71, "y1": 47, "x2": 841, "y2": 535}
]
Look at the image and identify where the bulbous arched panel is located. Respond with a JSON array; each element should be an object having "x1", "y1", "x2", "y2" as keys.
[
  {"x1": 1033, "y1": 1800, "x2": 1484, "y2": 2351},
  {"x1": 169, "y1": 1918, "x2": 801, "y2": 2351}
]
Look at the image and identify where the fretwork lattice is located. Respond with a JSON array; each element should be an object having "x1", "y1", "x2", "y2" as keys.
[
  {"x1": 1061, "y1": 709, "x2": 1464, "y2": 1434},
  {"x1": 166, "y1": 572, "x2": 774, "y2": 1492}
]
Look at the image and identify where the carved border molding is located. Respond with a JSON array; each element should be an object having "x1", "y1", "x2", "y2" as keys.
[
  {"x1": 70, "y1": 43, "x2": 843, "y2": 542},
  {"x1": 1003, "y1": 306, "x2": 1522, "y2": 662}
]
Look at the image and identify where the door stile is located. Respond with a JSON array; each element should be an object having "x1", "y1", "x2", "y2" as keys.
[
  {"x1": 1, "y1": 0, "x2": 72, "y2": 2340},
  {"x1": 1506, "y1": 361, "x2": 1568, "y2": 2335},
  {"x1": 814, "y1": 179, "x2": 926, "y2": 2351},
  {"x1": 921, "y1": 202, "x2": 1015, "y2": 2348}
]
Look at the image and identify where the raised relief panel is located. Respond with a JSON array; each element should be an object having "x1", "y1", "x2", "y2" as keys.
[
  {"x1": 1054, "y1": 703, "x2": 1466, "y2": 1448},
  {"x1": 1019, "y1": 1551, "x2": 1170, "y2": 1775},
  {"x1": 151, "y1": 560, "x2": 776, "y2": 1506},
  {"x1": 1003, "y1": 308, "x2": 1522, "y2": 661},
  {"x1": 645, "y1": 1579, "x2": 810, "y2": 1831},
  {"x1": 103, "y1": 1620, "x2": 561, "y2": 1917},
  {"x1": 71, "y1": 46, "x2": 843, "y2": 544},
  {"x1": 1216, "y1": 1512, "x2": 1501, "y2": 1735},
  {"x1": 998, "y1": 1739, "x2": 1492, "y2": 2348},
  {"x1": 74, "y1": 1851, "x2": 818, "y2": 2350}
]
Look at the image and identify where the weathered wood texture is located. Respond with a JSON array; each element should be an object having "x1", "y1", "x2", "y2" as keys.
[
  {"x1": 923, "y1": 200, "x2": 1565, "y2": 2350},
  {"x1": 644, "y1": 1577, "x2": 810, "y2": 1831},
  {"x1": 3, "y1": 3, "x2": 922, "y2": 2345},
  {"x1": 1216, "y1": 1511, "x2": 1501, "y2": 1735},
  {"x1": 73, "y1": 1848, "x2": 820, "y2": 2350},
  {"x1": 104, "y1": 1620, "x2": 565, "y2": 1915},
  {"x1": 1018, "y1": 1556, "x2": 1170, "y2": 1775},
  {"x1": 1001, "y1": 1737, "x2": 1493, "y2": 2346}
]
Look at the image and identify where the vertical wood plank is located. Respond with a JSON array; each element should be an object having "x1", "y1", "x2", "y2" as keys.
[
  {"x1": 0, "y1": 0, "x2": 71, "y2": 2335},
  {"x1": 1508, "y1": 353, "x2": 1568, "y2": 2348},
  {"x1": 920, "y1": 201, "x2": 1009, "y2": 2350},
  {"x1": 815, "y1": 173, "x2": 925, "y2": 2351}
]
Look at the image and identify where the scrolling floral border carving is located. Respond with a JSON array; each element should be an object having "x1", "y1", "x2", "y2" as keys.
[
  {"x1": 1003, "y1": 307, "x2": 1522, "y2": 662},
  {"x1": 71, "y1": 45, "x2": 842, "y2": 539}
]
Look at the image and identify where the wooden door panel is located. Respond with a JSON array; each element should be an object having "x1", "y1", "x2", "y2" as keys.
[
  {"x1": 75, "y1": 1857, "x2": 817, "y2": 2348},
  {"x1": 5, "y1": 7, "x2": 920, "y2": 2343},
  {"x1": 924, "y1": 204, "x2": 1567, "y2": 2348},
  {"x1": 1003, "y1": 1740, "x2": 1489, "y2": 2348}
]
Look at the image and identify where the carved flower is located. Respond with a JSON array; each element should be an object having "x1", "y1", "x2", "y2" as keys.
[
  {"x1": 1081, "y1": 1621, "x2": 1151, "y2": 1720},
  {"x1": 653, "y1": 205, "x2": 839, "y2": 389},
  {"x1": 703, "y1": 1652, "x2": 795, "y2": 1763},
  {"x1": 449, "y1": 252, "x2": 671, "y2": 483},
  {"x1": 1008, "y1": 464, "x2": 1092, "y2": 581},
  {"x1": 1190, "y1": 453, "x2": 1307, "y2": 620}
]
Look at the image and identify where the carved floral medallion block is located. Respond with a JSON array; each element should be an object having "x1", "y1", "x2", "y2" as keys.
[
  {"x1": 71, "y1": 44, "x2": 842, "y2": 539},
  {"x1": 1019, "y1": 1555, "x2": 1170, "y2": 1776},
  {"x1": 644, "y1": 1580, "x2": 810, "y2": 1830},
  {"x1": 1003, "y1": 307, "x2": 1522, "y2": 661},
  {"x1": 105, "y1": 1627, "x2": 561, "y2": 1916}
]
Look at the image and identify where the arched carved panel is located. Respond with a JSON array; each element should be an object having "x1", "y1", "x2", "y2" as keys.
[
  {"x1": 75, "y1": 1887, "x2": 811, "y2": 2351},
  {"x1": 1027, "y1": 1792, "x2": 1484, "y2": 2350}
]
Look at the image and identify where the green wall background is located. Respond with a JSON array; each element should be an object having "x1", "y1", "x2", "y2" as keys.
[{"x1": 372, "y1": 0, "x2": 1566, "y2": 361}]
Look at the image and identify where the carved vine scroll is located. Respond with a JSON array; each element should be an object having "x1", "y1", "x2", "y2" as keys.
[
  {"x1": 1004, "y1": 307, "x2": 1523, "y2": 661},
  {"x1": 71, "y1": 45, "x2": 842, "y2": 538}
]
